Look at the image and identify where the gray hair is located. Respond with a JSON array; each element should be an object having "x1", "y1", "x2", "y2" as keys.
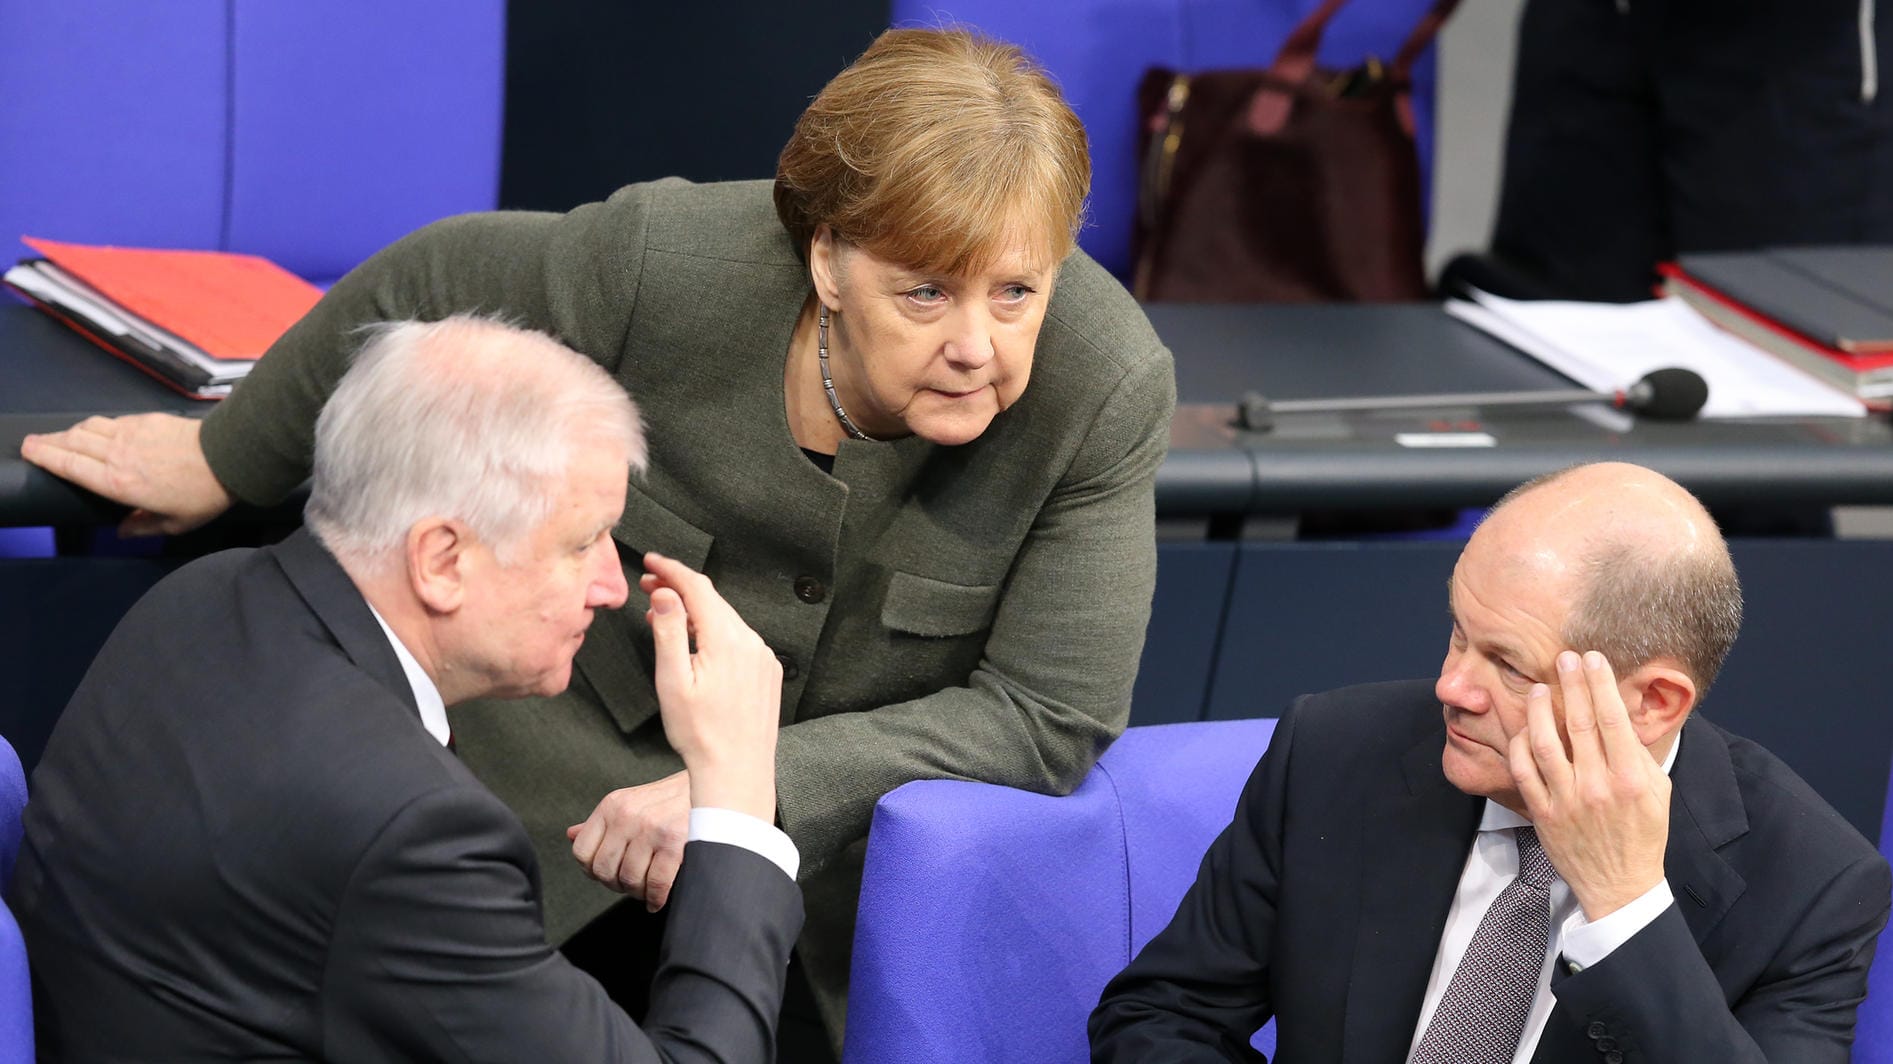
[
  {"x1": 304, "y1": 315, "x2": 644, "y2": 571},
  {"x1": 1565, "y1": 542, "x2": 1743, "y2": 700}
]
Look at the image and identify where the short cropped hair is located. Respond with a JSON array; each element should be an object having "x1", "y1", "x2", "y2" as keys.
[
  {"x1": 774, "y1": 27, "x2": 1090, "y2": 276},
  {"x1": 1495, "y1": 469, "x2": 1744, "y2": 696},
  {"x1": 305, "y1": 315, "x2": 644, "y2": 571},
  {"x1": 1566, "y1": 542, "x2": 1743, "y2": 698}
]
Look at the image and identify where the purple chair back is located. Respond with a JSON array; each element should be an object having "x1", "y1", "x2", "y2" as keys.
[
  {"x1": 0, "y1": 0, "x2": 504, "y2": 286},
  {"x1": 843, "y1": 718, "x2": 1277, "y2": 1064},
  {"x1": 886, "y1": 0, "x2": 1444, "y2": 281},
  {"x1": 1851, "y1": 766, "x2": 1893, "y2": 1061},
  {"x1": 0, "y1": 735, "x2": 29, "y2": 1062}
]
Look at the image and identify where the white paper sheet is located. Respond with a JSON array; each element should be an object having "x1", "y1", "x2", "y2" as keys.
[{"x1": 1444, "y1": 291, "x2": 1867, "y2": 419}]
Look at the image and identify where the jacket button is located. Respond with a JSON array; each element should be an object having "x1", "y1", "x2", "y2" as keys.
[
  {"x1": 1595, "y1": 1037, "x2": 1617, "y2": 1052},
  {"x1": 774, "y1": 651, "x2": 799, "y2": 681},
  {"x1": 793, "y1": 575, "x2": 826, "y2": 604},
  {"x1": 1605, "y1": 1053, "x2": 1624, "y2": 1064},
  {"x1": 1587, "y1": 1022, "x2": 1608, "y2": 1039}
]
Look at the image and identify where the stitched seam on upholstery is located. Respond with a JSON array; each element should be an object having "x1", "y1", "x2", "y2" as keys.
[
  {"x1": 219, "y1": 0, "x2": 237, "y2": 250},
  {"x1": 1097, "y1": 759, "x2": 1136, "y2": 963}
]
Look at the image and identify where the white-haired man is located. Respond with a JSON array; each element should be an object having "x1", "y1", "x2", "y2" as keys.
[{"x1": 13, "y1": 316, "x2": 802, "y2": 1061}]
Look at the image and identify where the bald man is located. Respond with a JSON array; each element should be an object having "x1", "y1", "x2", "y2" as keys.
[{"x1": 1091, "y1": 463, "x2": 1891, "y2": 1063}]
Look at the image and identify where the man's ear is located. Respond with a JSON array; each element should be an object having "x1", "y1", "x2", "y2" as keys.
[
  {"x1": 1623, "y1": 659, "x2": 1696, "y2": 745},
  {"x1": 406, "y1": 519, "x2": 468, "y2": 615},
  {"x1": 809, "y1": 224, "x2": 843, "y2": 310}
]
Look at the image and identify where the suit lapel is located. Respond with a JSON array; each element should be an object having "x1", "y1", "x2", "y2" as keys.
[
  {"x1": 1532, "y1": 718, "x2": 1749, "y2": 1063},
  {"x1": 1659, "y1": 718, "x2": 1749, "y2": 941},
  {"x1": 272, "y1": 528, "x2": 419, "y2": 717},
  {"x1": 1342, "y1": 730, "x2": 1484, "y2": 1064}
]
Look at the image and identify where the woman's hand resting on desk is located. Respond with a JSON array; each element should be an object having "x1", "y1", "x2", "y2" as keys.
[{"x1": 19, "y1": 413, "x2": 234, "y2": 537}]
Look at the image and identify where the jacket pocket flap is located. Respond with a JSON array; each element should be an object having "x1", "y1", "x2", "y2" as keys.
[
  {"x1": 881, "y1": 571, "x2": 1002, "y2": 638},
  {"x1": 610, "y1": 484, "x2": 713, "y2": 573},
  {"x1": 580, "y1": 487, "x2": 713, "y2": 734}
]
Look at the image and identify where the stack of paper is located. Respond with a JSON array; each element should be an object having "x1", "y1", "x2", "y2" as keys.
[
  {"x1": 1445, "y1": 290, "x2": 1867, "y2": 420},
  {"x1": 3, "y1": 237, "x2": 321, "y2": 400}
]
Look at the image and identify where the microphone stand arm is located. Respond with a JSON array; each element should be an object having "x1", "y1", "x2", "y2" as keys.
[{"x1": 1238, "y1": 387, "x2": 1625, "y2": 432}]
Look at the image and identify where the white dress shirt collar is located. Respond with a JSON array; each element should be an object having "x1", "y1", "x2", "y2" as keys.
[
  {"x1": 364, "y1": 603, "x2": 450, "y2": 747},
  {"x1": 357, "y1": 606, "x2": 799, "y2": 881},
  {"x1": 1409, "y1": 729, "x2": 1685, "y2": 1063}
]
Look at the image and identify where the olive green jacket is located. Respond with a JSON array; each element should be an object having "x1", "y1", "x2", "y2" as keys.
[{"x1": 198, "y1": 178, "x2": 1175, "y2": 1037}]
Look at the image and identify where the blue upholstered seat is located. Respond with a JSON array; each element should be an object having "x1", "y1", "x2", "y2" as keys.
[{"x1": 844, "y1": 718, "x2": 1279, "y2": 1063}]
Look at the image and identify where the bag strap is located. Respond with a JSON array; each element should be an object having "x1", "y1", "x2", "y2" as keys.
[
  {"x1": 1387, "y1": 0, "x2": 1461, "y2": 134},
  {"x1": 1264, "y1": 0, "x2": 1353, "y2": 90},
  {"x1": 1249, "y1": 0, "x2": 1461, "y2": 134},
  {"x1": 1390, "y1": 0, "x2": 1461, "y2": 79}
]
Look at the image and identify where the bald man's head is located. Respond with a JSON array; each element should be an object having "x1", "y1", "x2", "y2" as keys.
[{"x1": 1472, "y1": 462, "x2": 1742, "y2": 696}]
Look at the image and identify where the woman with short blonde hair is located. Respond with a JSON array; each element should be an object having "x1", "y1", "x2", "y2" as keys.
[
  {"x1": 21, "y1": 26, "x2": 1176, "y2": 1057},
  {"x1": 776, "y1": 28, "x2": 1090, "y2": 274}
]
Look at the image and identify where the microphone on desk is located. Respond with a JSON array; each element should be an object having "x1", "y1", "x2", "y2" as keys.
[{"x1": 1235, "y1": 367, "x2": 1710, "y2": 433}]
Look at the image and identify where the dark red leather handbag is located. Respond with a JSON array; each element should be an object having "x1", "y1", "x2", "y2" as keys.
[{"x1": 1132, "y1": 0, "x2": 1460, "y2": 303}]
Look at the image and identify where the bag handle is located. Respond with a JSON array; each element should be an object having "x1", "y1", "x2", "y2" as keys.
[
  {"x1": 1390, "y1": 0, "x2": 1460, "y2": 79},
  {"x1": 1263, "y1": 0, "x2": 1352, "y2": 92},
  {"x1": 1248, "y1": 0, "x2": 1461, "y2": 134}
]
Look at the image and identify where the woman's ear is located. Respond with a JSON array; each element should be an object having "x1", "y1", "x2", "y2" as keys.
[{"x1": 809, "y1": 224, "x2": 844, "y2": 310}]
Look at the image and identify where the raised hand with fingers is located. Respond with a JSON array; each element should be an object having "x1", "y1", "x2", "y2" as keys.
[
  {"x1": 1507, "y1": 650, "x2": 1671, "y2": 921},
  {"x1": 567, "y1": 553, "x2": 782, "y2": 910},
  {"x1": 20, "y1": 413, "x2": 234, "y2": 536},
  {"x1": 638, "y1": 552, "x2": 782, "y2": 819}
]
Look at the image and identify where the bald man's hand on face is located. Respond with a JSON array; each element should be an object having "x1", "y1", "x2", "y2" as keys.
[{"x1": 1507, "y1": 651, "x2": 1671, "y2": 921}]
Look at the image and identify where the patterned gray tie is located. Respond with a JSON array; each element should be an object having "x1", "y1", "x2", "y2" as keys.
[{"x1": 1411, "y1": 826, "x2": 1558, "y2": 1064}]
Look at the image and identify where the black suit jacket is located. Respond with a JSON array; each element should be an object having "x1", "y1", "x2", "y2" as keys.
[
  {"x1": 11, "y1": 529, "x2": 804, "y2": 1062},
  {"x1": 1091, "y1": 680, "x2": 1891, "y2": 1063}
]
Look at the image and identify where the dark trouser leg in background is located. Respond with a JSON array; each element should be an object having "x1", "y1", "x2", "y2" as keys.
[
  {"x1": 1491, "y1": 0, "x2": 1667, "y2": 302},
  {"x1": 1491, "y1": 0, "x2": 1893, "y2": 302},
  {"x1": 561, "y1": 900, "x2": 839, "y2": 1063}
]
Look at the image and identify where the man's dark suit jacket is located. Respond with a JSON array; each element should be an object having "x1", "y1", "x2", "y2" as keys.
[
  {"x1": 1091, "y1": 679, "x2": 1891, "y2": 1063},
  {"x1": 10, "y1": 529, "x2": 804, "y2": 1061}
]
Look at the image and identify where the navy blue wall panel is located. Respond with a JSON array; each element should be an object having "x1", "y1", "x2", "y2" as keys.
[
  {"x1": 1133, "y1": 542, "x2": 1238, "y2": 724},
  {"x1": 1206, "y1": 542, "x2": 1457, "y2": 721},
  {"x1": 1707, "y1": 541, "x2": 1893, "y2": 845},
  {"x1": 7, "y1": 538, "x2": 1888, "y2": 842},
  {"x1": 1206, "y1": 539, "x2": 1893, "y2": 840},
  {"x1": 0, "y1": 559, "x2": 176, "y2": 774}
]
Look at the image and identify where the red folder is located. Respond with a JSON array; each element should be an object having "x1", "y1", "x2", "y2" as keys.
[
  {"x1": 20, "y1": 237, "x2": 321, "y2": 361},
  {"x1": 1658, "y1": 262, "x2": 1893, "y2": 372}
]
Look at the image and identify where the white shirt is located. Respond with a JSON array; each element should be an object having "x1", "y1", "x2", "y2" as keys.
[
  {"x1": 1406, "y1": 736, "x2": 1681, "y2": 1064},
  {"x1": 365, "y1": 606, "x2": 799, "y2": 882},
  {"x1": 367, "y1": 604, "x2": 450, "y2": 745}
]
